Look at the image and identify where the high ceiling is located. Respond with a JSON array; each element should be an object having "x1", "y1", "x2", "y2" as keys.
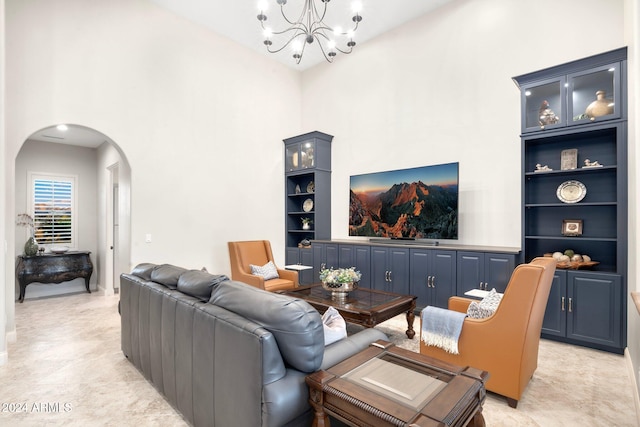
[
  {"x1": 150, "y1": 0, "x2": 454, "y2": 70},
  {"x1": 30, "y1": 1, "x2": 455, "y2": 148}
]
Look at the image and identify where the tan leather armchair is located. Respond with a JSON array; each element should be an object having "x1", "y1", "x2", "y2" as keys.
[
  {"x1": 228, "y1": 240, "x2": 299, "y2": 292},
  {"x1": 420, "y1": 257, "x2": 556, "y2": 408}
]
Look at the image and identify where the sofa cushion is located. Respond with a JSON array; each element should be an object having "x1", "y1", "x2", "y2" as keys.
[
  {"x1": 150, "y1": 264, "x2": 187, "y2": 289},
  {"x1": 131, "y1": 263, "x2": 157, "y2": 281},
  {"x1": 250, "y1": 261, "x2": 279, "y2": 280},
  {"x1": 177, "y1": 270, "x2": 229, "y2": 301},
  {"x1": 209, "y1": 280, "x2": 324, "y2": 373}
]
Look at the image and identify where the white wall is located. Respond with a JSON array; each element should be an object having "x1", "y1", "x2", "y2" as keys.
[
  {"x1": 96, "y1": 140, "x2": 131, "y2": 295},
  {"x1": 302, "y1": 0, "x2": 627, "y2": 247},
  {"x1": 4, "y1": 0, "x2": 302, "y2": 279},
  {"x1": 14, "y1": 140, "x2": 99, "y2": 297},
  {"x1": 1, "y1": 0, "x2": 7, "y2": 364}
]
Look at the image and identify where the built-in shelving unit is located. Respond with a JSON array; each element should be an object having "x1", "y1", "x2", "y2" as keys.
[
  {"x1": 283, "y1": 131, "x2": 332, "y2": 284},
  {"x1": 514, "y1": 47, "x2": 627, "y2": 354}
]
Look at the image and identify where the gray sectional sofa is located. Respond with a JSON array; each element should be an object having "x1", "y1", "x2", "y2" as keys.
[{"x1": 120, "y1": 263, "x2": 387, "y2": 427}]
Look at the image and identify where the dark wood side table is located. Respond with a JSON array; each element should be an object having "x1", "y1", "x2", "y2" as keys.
[
  {"x1": 16, "y1": 251, "x2": 93, "y2": 303},
  {"x1": 306, "y1": 341, "x2": 488, "y2": 427}
]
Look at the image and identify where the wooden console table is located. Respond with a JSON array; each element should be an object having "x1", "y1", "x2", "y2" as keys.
[{"x1": 16, "y1": 251, "x2": 93, "y2": 303}]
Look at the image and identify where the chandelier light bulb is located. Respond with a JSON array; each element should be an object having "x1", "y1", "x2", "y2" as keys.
[
  {"x1": 255, "y1": 0, "x2": 364, "y2": 64},
  {"x1": 292, "y1": 40, "x2": 303, "y2": 53}
]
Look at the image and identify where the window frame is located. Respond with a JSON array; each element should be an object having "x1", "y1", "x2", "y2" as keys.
[{"x1": 28, "y1": 172, "x2": 78, "y2": 248}]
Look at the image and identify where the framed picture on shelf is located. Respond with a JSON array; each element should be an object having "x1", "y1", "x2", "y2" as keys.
[{"x1": 562, "y1": 219, "x2": 583, "y2": 236}]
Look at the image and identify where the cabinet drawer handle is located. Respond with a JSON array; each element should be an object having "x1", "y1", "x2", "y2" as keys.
[
  {"x1": 568, "y1": 298, "x2": 573, "y2": 313},
  {"x1": 432, "y1": 276, "x2": 436, "y2": 288},
  {"x1": 388, "y1": 271, "x2": 392, "y2": 283},
  {"x1": 479, "y1": 282, "x2": 483, "y2": 290},
  {"x1": 561, "y1": 296, "x2": 565, "y2": 312},
  {"x1": 426, "y1": 276, "x2": 431, "y2": 288}
]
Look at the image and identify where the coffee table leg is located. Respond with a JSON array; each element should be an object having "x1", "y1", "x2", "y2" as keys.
[{"x1": 406, "y1": 310, "x2": 415, "y2": 339}]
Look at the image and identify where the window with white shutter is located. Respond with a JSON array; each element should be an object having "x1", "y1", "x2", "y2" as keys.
[{"x1": 29, "y1": 173, "x2": 77, "y2": 247}]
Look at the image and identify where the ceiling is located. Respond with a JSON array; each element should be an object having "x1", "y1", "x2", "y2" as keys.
[
  {"x1": 28, "y1": 125, "x2": 109, "y2": 149},
  {"x1": 150, "y1": 0, "x2": 454, "y2": 70},
  {"x1": 30, "y1": 1, "x2": 454, "y2": 149}
]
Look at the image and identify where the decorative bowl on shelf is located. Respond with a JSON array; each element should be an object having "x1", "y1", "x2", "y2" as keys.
[
  {"x1": 50, "y1": 246, "x2": 69, "y2": 254},
  {"x1": 555, "y1": 261, "x2": 600, "y2": 270}
]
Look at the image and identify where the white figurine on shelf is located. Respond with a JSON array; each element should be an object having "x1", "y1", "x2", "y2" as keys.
[
  {"x1": 534, "y1": 163, "x2": 552, "y2": 172},
  {"x1": 583, "y1": 159, "x2": 603, "y2": 168}
]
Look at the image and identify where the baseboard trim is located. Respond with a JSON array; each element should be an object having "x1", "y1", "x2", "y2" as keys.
[
  {"x1": 624, "y1": 348, "x2": 640, "y2": 426},
  {"x1": 0, "y1": 350, "x2": 7, "y2": 366},
  {"x1": 6, "y1": 330, "x2": 17, "y2": 343}
]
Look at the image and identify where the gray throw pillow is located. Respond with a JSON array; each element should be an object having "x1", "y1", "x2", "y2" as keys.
[
  {"x1": 467, "y1": 288, "x2": 503, "y2": 319},
  {"x1": 250, "y1": 261, "x2": 279, "y2": 280}
]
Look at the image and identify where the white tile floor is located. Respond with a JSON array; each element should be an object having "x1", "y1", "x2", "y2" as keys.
[{"x1": 1, "y1": 292, "x2": 637, "y2": 426}]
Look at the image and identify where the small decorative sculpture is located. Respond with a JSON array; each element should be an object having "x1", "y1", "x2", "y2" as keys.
[
  {"x1": 535, "y1": 163, "x2": 552, "y2": 172},
  {"x1": 585, "y1": 90, "x2": 614, "y2": 119},
  {"x1": 539, "y1": 100, "x2": 560, "y2": 126},
  {"x1": 583, "y1": 159, "x2": 602, "y2": 168}
]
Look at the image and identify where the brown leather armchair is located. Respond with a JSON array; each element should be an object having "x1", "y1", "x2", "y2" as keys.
[
  {"x1": 420, "y1": 257, "x2": 556, "y2": 408},
  {"x1": 227, "y1": 240, "x2": 299, "y2": 291}
]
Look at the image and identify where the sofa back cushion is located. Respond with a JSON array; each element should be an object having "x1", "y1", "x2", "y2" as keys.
[
  {"x1": 150, "y1": 264, "x2": 187, "y2": 289},
  {"x1": 130, "y1": 263, "x2": 157, "y2": 281},
  {"x1": 209, "y1": 280, "x2": 324, "y2": 372},
  {"x1": 177, "y1": 270, "x2": 229, "y2": 301}
]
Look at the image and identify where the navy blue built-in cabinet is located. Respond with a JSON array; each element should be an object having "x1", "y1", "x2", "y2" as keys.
[
  {"x1": 311, "y1": 240, "x2": 518, "y2": 312},
  {"x1": 284, "y1": 131, "x2": 333, "y2": 284},
  {"x1": 513, "y1": 47, "x2": 627, "y2": 354}
]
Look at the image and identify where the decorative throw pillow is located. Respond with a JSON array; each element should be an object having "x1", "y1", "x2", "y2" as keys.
[
  {"x1": 467, "y1": 288, "x2": 503, "y2": 319},
  {"x1": 321, "y1": 306, "x2": 347, "y2": 346},
  {"x1": 250, "y1": 261, "x2": 279, "y2": 280}
]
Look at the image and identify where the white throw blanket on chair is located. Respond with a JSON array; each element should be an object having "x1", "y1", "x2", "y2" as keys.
[{"x1": 421, "y1": 306, "x2": 466, "y2": 354}]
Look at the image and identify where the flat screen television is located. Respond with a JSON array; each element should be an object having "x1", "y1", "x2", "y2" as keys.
[{"x1": 349, "y1": 162, "x2": 459, "y2": 240}]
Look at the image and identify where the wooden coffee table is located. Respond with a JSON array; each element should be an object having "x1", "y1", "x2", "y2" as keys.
[
  {"x1": 306, "y1": 340, "x2": 488, "y2": 427},
  {"x1": 278, "y1": 284, "x2": 417, "y2": 338}
]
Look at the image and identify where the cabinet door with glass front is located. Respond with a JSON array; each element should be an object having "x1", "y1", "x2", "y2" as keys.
[
  {"x1": 568, "y1": 63, "x2": 621, "y2": 126},
  {"x1": 521, "y1": 76, "x2": 566, "y2": 133},
  {"x1": 285, "y1": 140, "x2": 315, "y2": 171}
]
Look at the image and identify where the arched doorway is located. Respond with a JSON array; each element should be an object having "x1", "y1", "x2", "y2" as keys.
[{"x1": 14, "y1": 124, "x2": 131, "y2": 300}]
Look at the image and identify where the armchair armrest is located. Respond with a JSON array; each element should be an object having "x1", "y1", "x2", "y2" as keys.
[
  {"x1": 448, "y1": 296, "x2": 474, "y2": 313},
  {"x1": 233, "y1": 271, "x2": 265, "y2": 289},
  {"x1": 277, "y1": 269, "x2": 299, "y2": 287}
]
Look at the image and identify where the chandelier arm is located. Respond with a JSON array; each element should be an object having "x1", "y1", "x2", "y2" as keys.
[
  {"x1": 314, "y1": 35, "x2": 335, "y2": 63},
  {"x1": 266, "y1": 32, "x2": 307, "y2": 54},
  {"x1": 279, "y1": 0, "x2": 309, "y2": 27}
]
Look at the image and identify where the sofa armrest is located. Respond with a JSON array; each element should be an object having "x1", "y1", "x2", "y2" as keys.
[
  {"x1": 448, "y1": 296, "x2": 474, "y2": 313},
  {"x1": 320, "y1": 328, "x2": 388, "y2": 370}
]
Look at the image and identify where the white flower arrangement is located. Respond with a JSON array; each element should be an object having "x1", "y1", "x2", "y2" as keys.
[{"x1": 319, "y1": 267, "x2": 362, "y2": 285}]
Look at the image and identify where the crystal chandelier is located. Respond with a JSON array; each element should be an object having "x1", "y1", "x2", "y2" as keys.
[{"x1": 256, "y1": 0, "x2": 363, "y2": 64}]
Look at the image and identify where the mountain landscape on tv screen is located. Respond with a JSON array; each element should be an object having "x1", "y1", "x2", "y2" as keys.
[{"x1": 349, "y1": 181, "x2": 458, "y2": 239}]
